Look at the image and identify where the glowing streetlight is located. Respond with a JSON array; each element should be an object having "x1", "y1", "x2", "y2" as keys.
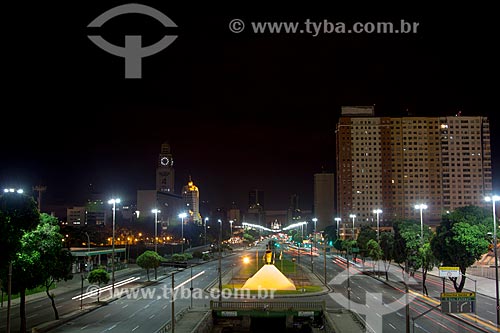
[
  {"x1": 334, "y1": 217, "x2": 341, "y2": 239},
  {"x1": 107, "y1": 198, "x2": 120, "y2": 296},
  {"x1": 414, "y1": 204, "x2": 428, "y2": 241},
  {"x1": 3, "y1": 188, "x2": 24, "y2": 333},
  {"x1": 485, "y1": 195, "x2": 500, "y2": 325},
  {"x1": 312, "y1": 217, "x2": 318, "y2": 233},
  {"x1": 204, "y1": 217, "x2": 209, "y2": 245},
  {"x1": 229, "y1": 220, "x2": 234, "y2": 239},
  {"x1": 152, "y1": 209, "x2": 161, "y2": 253},
  {"x1": 373, "y1": 209, "x2": 383, "y2": 242},
  {"x1": 349, "y1": 214, "x2": 356, "y2": 239},
  {"x1": 242, "y1": 256, "x2": 250, "y2": 264},
  {"x1": 178, "y1": 212, "x2": 187, "y2": 253}
]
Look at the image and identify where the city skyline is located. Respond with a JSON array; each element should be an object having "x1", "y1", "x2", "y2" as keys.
[{"x1": 2, "y1": 4, "x2": 497, "y2": 217}]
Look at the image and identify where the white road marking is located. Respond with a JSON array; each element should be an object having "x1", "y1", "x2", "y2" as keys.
[
  {"x1": 144, "y1": 304, "x2": 150, "y2": 309},
  {"x1": 80, "y1": 324, "x2": 89, "y2": 330},
  {"x1": 376, "y1": 313, "x2": 382, "y2": 318},
  {"x1": 388, "y1": 323, "x2": 397, "y2": 330},
  {"x1": 122, "y1": 304, "x2": 128, "y2": 309},
  {"x1": 163, "y1": 305, "x2": 168, "y2": 310},
  {"x1": 108, "y1": 324, "x2": 117, "y2": 330},
  {"x1": 34, "y1": 304, "x2": 43, "y2": 309},
  {"x1": 149, "y1": 314, "x2": 155, "y2": 319},
  {"x1": 132, "y1": 326, "x2": 140, "y2": 331},
  {"x1": 104, "y1": 313, "x2": 111, "y2": 318}
]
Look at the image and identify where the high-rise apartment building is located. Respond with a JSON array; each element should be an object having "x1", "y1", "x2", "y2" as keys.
[
  {"x1": 313, "y1": 173, "x2": 335, "y2": 231},
  {"x1": 336, "y1": 106, "x2": 492, "y2": 231}
]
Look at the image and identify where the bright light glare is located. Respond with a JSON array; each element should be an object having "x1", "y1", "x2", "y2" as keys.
[
  {"x1": 178, "y1": 212, "x2": 187, "y2": 218},
  {"x1": 485, "y1": 196, "x2": 500, "y2": 202},
  {"x1": 373, "y1": 209, "x2": 382, "y2": 214},
  {"x1": 243, "y1": 257, "x2": 250, "y2": 264},
  {"x1": 152, "y1": 209, "x2": 160, "y2": 214},
  {"x1": 414, "y1": 204, "x2": 428, "y2": 210},
  {"x1": 108, "y1": 198, "x2": 121, "y2": 204}
]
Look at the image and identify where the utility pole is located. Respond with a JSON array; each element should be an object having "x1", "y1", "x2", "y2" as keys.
[{"x1": 33, "y1": 185, "x2": 47, "y2": 211}]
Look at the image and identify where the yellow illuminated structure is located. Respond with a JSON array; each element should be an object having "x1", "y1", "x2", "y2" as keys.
[{"x1": 242, "y1": 250, "x2": 296, "y2": 290}]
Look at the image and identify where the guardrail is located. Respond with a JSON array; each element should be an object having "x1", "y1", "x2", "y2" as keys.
[
  {"x1": 210, "y1": 300, "x2": 325, "y2": 311},
  {"x1": 155, "y1": 307, "x2": 189, "y2": 333}
]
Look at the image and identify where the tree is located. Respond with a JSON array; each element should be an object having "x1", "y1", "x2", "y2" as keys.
[
  {"x1": 379, "y1": 232, "x2": 394, "y2": 280},
  {"x1": 88, "y1": 268, "x2": 110, "y2": 302},
  {"x1": 136, "y1": 251, "x2": 162, "y2": 281},
  {"x1": 0, "y1": 192, "x2": 39, "y2": 272},
  {"x1": 356, "y1": 225, "x2": 377, "y2": 263},
  {"x1": 366, "y1": 239, "x2": 383, "y2": 277},
  {"x1": 393, "y1": 221, "x2": 421, "y2": 277},
  {"x1": 36, "y1": 214, "x2": 74, "y2": 319},
  {"x1": 243, "y1": 233, "x2": 255, "y2": 243},
  {"x1": 432, "y1": 219, "x2": 489, "y2": 292},
  {"x1": 419, "y1": 242, "x2": 439, "y2": 296}
]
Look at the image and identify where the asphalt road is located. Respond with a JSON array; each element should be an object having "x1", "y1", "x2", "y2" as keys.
[
  {"x1": 2, "y1": 242, "x2": 496, "y2": 333},
  {"x1": 288, "y1": 249, "x2": 495, "y2": 333}
]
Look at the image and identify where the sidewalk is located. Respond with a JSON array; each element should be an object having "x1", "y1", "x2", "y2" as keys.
[
  {"x1": 1, "y1": 264, "x2": 143, "y2": 309},
  {"x1": 426, "y1": 266, "x2": 497, "y2": 297}
]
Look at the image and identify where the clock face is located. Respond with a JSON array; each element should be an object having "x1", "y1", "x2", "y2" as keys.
[{"x1": 160, "y1": 157, "x2": 169, "y2": 166}]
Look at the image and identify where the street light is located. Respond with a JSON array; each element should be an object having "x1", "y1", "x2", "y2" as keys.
[
  {"x1": 107, "y1": 197, "x2": 120, "y2": 297},
  {"x1": 3, "y1": 188, "x2": 24, "y2": 333},
  {"x1": 152, "y1": 209, "x2": 160, "y2": 253},
  {"x1": 204, "y1": 217, "x2": 209, "y2": 246},
  {"x1": 414, "y1": 203, "x2": 427, "y2": 296},
  {"x1": 485, "y1": 195, "x2": 500, "y2": 326},
  {"x1": 334, "y1": 217, "x2": 341, "y2": 240},
  {"x1": 373, "y1": 209, "x2": 382, "y2": 242},
  {"x1": 178, "y1": 213, "x2": 187, "y2": 253},
  {"x1": 229, "y1": 220, "x2": 234, "y2": 239},
  {"x1": 349, "y1": 214, "x2": 356, "y2": 239},
  {"x1": 311, "y1": 218, "x2": 317, "y2": 273},
  {"x1": 217, "y1": 219, "x2": 222, "y2": 301}
]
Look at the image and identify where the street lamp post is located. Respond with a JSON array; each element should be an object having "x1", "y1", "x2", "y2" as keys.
[
  {"x1": 311, "y1": 218, "x2": 317, "y2": 273},
  {"x1": 204, "y1": 217, "x2": 209, "y2": 246},
  {"x1": 485, "y1": 196, "x2": 500, "y2": 326},
  {"x1": 373, "y1": 209, "x2": 382, "y2": 242},
  {"x1": 152, "y1": 209, "x2": 160, "y2": 253},
  {"x1": 334, "y1": 217, "x2": 341, "y2": 240},
  {"x1": 107, "y1": 198, "x2": 120, "y2": 297},
  {"x1": 218, "y1": 219, "x2": 222, "y2": 301},
  {"x1": 229, "y1": 220, "x2": 233, "y2": 239},
  {"x1": 3, "y1": 188, "x2": 24, "y2": 333},
  {"x1": 178, "y1": 213, "x2": 187, "y2": 253},
  {"x1": 85, "y1": 232, "x2": 91, "y2": 271},
  {"x1": 415, "y1": 204, "x2": 427, "y2": 295},
  {"x1": 349, "y1": 214, "x2": 356, "y2": 239}
]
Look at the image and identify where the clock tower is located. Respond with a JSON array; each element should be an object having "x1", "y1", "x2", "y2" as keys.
[{"x1": 156, "y1": 142, "x2": 175, "y2": 193}]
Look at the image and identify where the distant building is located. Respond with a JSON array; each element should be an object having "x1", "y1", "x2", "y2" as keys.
[
  {"x1": 137, "y1": 190, "x2": 184, "y2": 233},
  {"x1": 227, "y1": 202, "x2": 241, "y2": 225},
  {"x1": 287, "y1": 194, "x2": 302, "y2": 224},
  {"x1": 156, "y1": 142, "x2": 175, "y2": 193},
  {"x1": 85, "y1": 200, "x2": 107, "y2": 226},
  {"x1": 247, "y1": 189, "x2": 265, "y2": 225},
  {"x1": 336, "y1": 107, "x2": 492, "y2": 231},
  {"x1": 67, "y1": 206, "x2": 86, "y2": 226},
  {"x1": 182, "y1": 176, "x2": 202, "y2": 224},
  {"x1": 314, "y1": 173, "x2": 335, "y2": 231}
]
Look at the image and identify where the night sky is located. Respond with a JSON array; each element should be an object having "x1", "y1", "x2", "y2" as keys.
[{"x1": 2, "y1": 3, "x2": 496, "y2": 216}]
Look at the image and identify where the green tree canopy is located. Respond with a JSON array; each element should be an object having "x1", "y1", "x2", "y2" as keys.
[
  {"x1": 0, "y1": 192, "x2": 39, "y2": 270},
  {"x1": 431, "y1": 218, "x2": 489, "y2": 292},
  {"x1": 137, "y1": 250, "x2": 162, "y2": 281},
  {"x1": 393, "y1": 220, "x2": 422, "y2": 275},
  {"x1": 88, "y1": 268, "x2": 110, "y2": 302},
  {"x1": 379, "y1": 231, "x2": 395, "y2": 280},
  {"x1": 36, "y1": 214, "x2": 74, "y2": 319},
  {"x1": 356, "y1": 225, "x2": 377, "y2": 258}
]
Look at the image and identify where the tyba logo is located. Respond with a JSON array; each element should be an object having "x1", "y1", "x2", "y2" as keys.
[{"x1": 88, "y1": 4, "x2": 177, "y2": 79}]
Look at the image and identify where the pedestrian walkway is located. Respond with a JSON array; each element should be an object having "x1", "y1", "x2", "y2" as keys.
[{"x1": 426, "y1": 266, "x2": 497, "y2": 297}]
